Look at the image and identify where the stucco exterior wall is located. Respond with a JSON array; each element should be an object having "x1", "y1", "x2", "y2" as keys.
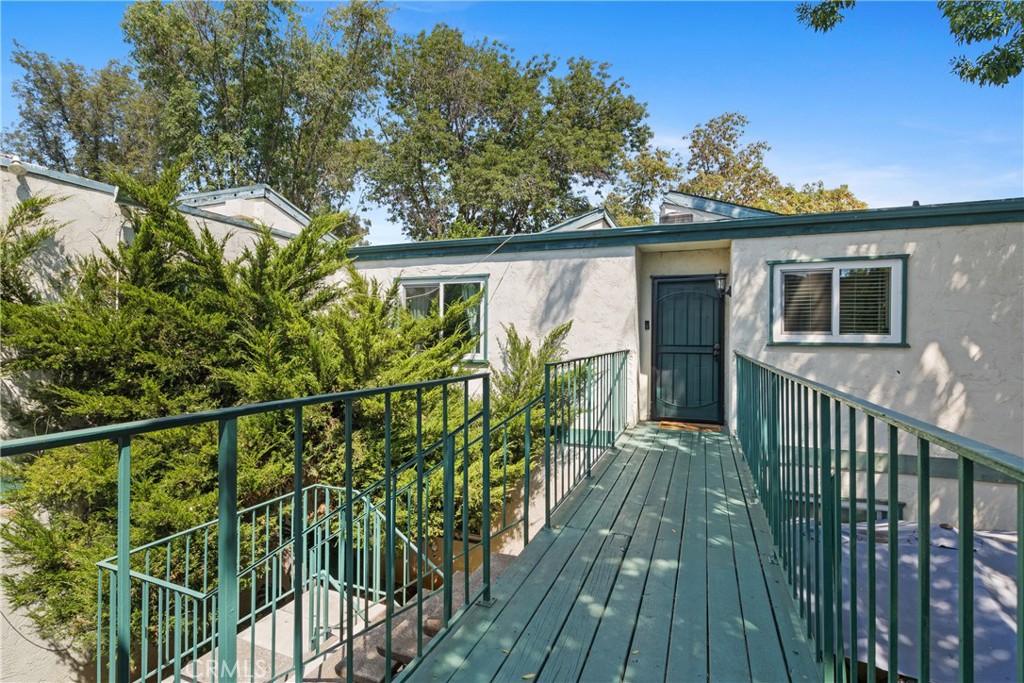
[
  {"x1": 635, "y1": 245, "x2": 731, "y2": 421},
  {"x1": 353, "y1": 246, "x2": 642, "y2": 425},
  {"x1": 728, "y1": 222, "x2": 1023, "y2": 530},
  {"x1": 194, "y1": 196, "x2": 305, "y2": 235},
  {"x1": 0, "y1": 170, "x2": 291, "y2": 277}
]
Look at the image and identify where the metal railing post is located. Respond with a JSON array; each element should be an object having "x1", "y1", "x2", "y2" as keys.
[
  {"x1": 292, "y1": 407, "x2": 305, "y2": 679},
  {"x1": 482, "y1": 375, "x2": 492, "y2": 603},
  {"x1": 543, "y1": 365, "x2": 552, "y2": 528},
  {"x1": 217, "y1": 418, "x2": 239, "y2": 683},
  {"x1": 115, "y1": 436, "x2": 131, "y2": 683}
]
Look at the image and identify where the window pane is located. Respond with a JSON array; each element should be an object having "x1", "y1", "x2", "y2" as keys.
[
  {"x1": 444, "y1": 282, "x2": 482, "y2": 354},
  {"x1": 783, "y1": 270, "x2": 832, "y2": 333},
  {"x1": 404, "y1": 285, "x2": 439, "y2": 318},
  {"x1": 839, "y1": 267, "x2": 891, "y2": 334}
]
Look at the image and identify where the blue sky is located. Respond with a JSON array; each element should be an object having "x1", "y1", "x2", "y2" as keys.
[{"x1": 2, "y1": 1, "x2": 1022, "y2": 245}]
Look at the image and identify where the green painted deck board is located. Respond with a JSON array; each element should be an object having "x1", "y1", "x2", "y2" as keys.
[
  {"x1": 667, "y1": 431, "x2": 710, "y2": 683},
  {"x1": 705, "y1": 430, "x2": 754, "y2": 683},
  {"x1": 622, "y1": 432, "x2": 692, "y2": 683},
  {"x1": 405, "y1": 425, "x2": 820, "y2": 683}
]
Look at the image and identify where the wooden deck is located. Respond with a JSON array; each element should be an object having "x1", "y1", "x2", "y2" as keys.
[{"x1": 405, "y1": 424, "x2": 821, "y2": 683}]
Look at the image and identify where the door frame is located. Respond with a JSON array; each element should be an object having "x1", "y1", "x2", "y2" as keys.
[{"x1": 650, "y1": 274, "x2": 726, "y2": 424}]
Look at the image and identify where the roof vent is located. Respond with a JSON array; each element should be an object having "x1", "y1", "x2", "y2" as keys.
[
  {"x1": 660, "y1": 213, "x2": 694, "y2": 225},
  {"x1": 912, "y1": 200, "x2": 920, "y2": 207}
]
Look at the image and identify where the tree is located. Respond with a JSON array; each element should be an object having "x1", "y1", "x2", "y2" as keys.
[
  {"x1": 3, "y1": 45, "x2": 163, "y2": 180},
  {"x1": 604, "y1": 148, "x2": 681, "y2": 226},
  {"x1": 796, "y1": 1, "x2": 1024, "y2": 87},
  {"x1": 121, "y1": 0, "x2": 392, "y2": 213},
  {"x1": 368, "y1": 25, "x2": 651, "y2": 240},
  {"x1": 0, "y1": 169, "x2": 477, "y2": 651},
  {"x1": 674, "y1": 112, "x2": 867, "y2": 215},
  {"x1": 0, "y1": 195, "x2": 68, "y2": 304},
  {"x1": 5, "y1": 1, "x2": 392, "y2": 215}
]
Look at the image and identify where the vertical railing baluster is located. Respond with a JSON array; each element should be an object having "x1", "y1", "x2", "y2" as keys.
[
  {"x1": 834, "y1": 402, "x2": 845, "y2": 683},
  {"x1": 291, "y1": 407, "x2": 304, "y2": 680},
  {"x1": 524, "y1": 402, "x2": 532, "y2": 545},
  {"x1": 482, "y1": 374, "x2": 492, "y2": 603},
  {"x1": 848, "y1": 406, "x2": 858, "y2": 681},
  {"x1": 442, "y1": 433, "x2": 454, "y2": 626},
  {"x1": 543, "y1": 365, "x2": 552, "y2": 528},
  {"x1": 866, "y1": 415, "x2": 877, "y2": 680},
  {"x1": 820, "y1": 395, "x2": 836, "y2": 681},
  {"x1": 343, "y1": 400, "x2": 355, "y2": 683},
  {"x1": 918, "y1": 438, "x2": 931, "y2": 683},
  {"x1": 416, "y1": 387, "x2": 425, "y2": 658},
  {"x1": 1017, "y1": 483, "x2": 1023, "y2": 683},
  {"x1": 384, "y1": 392, "x2": 394, "y2": 683},
  {"x1": 958, "y1": 455, "x2": 974, "y2": 683},
  {"x1": 887, "y1": 425, "x2": 899, "y2": 683},
  {"x1": 115, "y1": 436, "x2": 131, "y2": 683},
  {"x1": 217, "y1": 418, "x2": 239, "y2": 683}
]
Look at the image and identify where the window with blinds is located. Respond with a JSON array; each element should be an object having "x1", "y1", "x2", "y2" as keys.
[
  {"x1": 782, "y1": 270, "x2": 832, "y2": 333},
  {"x1": 771, "y1": 258, "x2": 905, "y2": 344}
]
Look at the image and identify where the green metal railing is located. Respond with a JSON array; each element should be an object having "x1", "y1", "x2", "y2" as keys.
[
  {"x1": 735, "y1": 353, "x2": 1023, "y2": 683},
  {"x1": 543, "y1": 350, "x2": 629, "y2": 522},
  {"x1": 1, "y1": 349, "x2": 631, "y2": 683}
]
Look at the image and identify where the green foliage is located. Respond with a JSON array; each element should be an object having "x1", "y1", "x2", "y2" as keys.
[
  {"x1": 368, "y1": 24, "x2": 650, "y2": 239},
  {"x1": 3, "y1": 44, "x2": 163, "y2": 179},
  {"x1": 674, "y1": 112, "x2": 868, "y2": 215},
  {"x1": 796, "y1": 1, "x2": 1024, "y2": 87},
  {"x1": 0, "y1": 194, "x2": 67, "y2": 304},
  {"x1": 0, "y1": 169, "x2": 475, "y2": 652},
  {"x1": 604, "y1": 148, "x2": 681, "y2": 226}
]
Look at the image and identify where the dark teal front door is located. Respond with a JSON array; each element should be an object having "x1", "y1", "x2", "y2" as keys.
[{"x1": 652, "y1": 277, "x2": 724, "y2": 423}]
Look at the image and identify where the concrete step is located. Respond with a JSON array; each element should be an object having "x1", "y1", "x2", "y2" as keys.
[{"x1": 420, "y1": 552, "x2": 518, "y2": 637}]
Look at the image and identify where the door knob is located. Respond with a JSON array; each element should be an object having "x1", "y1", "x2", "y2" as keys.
[{"x1": 713, "y1": 343, "x2": 721, "y2": 358}]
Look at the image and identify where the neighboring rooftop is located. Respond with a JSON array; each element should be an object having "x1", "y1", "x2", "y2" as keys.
[{"x1": 178, "y1": 184, "x2": 310, "y2": 232}]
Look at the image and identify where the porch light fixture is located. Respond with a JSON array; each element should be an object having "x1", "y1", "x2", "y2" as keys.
[
  {"x1": 715, "y1": 270, "x2": 732, "y2": 298},
  {"x1": 7, "y1": 156, "x2": 26, "y2": 177}
]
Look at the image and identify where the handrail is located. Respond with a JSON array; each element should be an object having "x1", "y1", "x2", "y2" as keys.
[
  {"x1": 1, "y1": 350, "x2": 632, "y2": 683},
  {"x1": 736, "y1": 353, "x2": 1023, "y2": 479},
  {"x1": 734, "y1": 352, "x2": 1023, "y2": 683},
  {"x1": 0, "y1": 372, "x2": 489, "y2": 456}
]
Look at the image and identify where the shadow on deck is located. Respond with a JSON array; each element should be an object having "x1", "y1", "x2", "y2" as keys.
[{"x1": 404, "y1": 423, "x2": 821, "y2": 682}]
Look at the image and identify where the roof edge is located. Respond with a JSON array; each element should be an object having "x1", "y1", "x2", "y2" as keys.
[
  {"x1": 662, "y1": 191, "x2": 778, "y2": 218},
  {"x1": 351, "y1": 197, "x2": 1024, "y2": 262}
]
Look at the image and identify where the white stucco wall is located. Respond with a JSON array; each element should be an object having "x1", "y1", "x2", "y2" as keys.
[
  {"x1": 635, "y1": 244, "x2": 731, "y2": 421},
  {"x1": 193, "y1": 196, "x2": 305, "y2": 236},
  {"x1": 728, "y1": 222, "x2": 1023, "y2": 455},
  {"x1": 728, "y1": 222, "x2": 1024, "y2": 530},
  {"x1": 353, "y1": 246, "x2": 642, "y2": 425}
]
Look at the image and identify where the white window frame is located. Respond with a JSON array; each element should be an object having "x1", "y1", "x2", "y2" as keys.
[
  {"x1": 399, "y1": 276, "x2": 488, "y2": 362},
  {"x1": 770, "y1": 257, "x2": 906, "y2": 345}
]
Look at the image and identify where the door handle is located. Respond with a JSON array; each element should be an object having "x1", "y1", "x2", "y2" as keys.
[{"x1": 713, "y1": 343, "x2": 721, "y2": 359}]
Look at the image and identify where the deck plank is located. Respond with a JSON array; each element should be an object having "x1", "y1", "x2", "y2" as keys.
[
  {"x1": 666, "y1": 431, "x2": 710, "y2": 683},
  {"x1": 534, "y1": 532, "x2": 630, "y2": 682},
  {"x1": 623, "y1": 431, "x2": 692, "y2": 682},
  {"x1": 705, "y1": 433, "x2": 753, "y2": 682},
  {"x1": 727, "y1": 435, "x2": 822, "y2": 682},
  {"x1": 559, "y1": 428, "x2": 648, "y2": 532},
  {"x1": 577, "y1": 438, "x2": 676, "y2": 682}
]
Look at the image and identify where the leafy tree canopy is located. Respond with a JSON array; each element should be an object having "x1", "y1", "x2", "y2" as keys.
[
  {"x1": 796, "y1": 1, "x2": 1024, "y2": 87},
  {"x1": 367, "y1": 25, "x2": 651, "y2": 239},
  {"x1": 604, "y1": 112, "x2": 866, "y2": 224}
]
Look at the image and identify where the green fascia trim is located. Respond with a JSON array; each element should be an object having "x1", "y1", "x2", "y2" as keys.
[
  {"x1": 397, "y1": 273, "x2": 491, "y2": 283},
  {"x1": 768, "y1": 254, "x2": 909, "y2": 346},
  {"x1": 351, "y1": 197, "x2": 1024, "y2": 262},
  {"x1": 1, "y1": 156, "x2": 118, "y2": 195}
]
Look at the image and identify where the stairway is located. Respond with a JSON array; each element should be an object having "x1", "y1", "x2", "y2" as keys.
[{"x1": 322, "y1": 553, "x2": 518, "y2": 683}]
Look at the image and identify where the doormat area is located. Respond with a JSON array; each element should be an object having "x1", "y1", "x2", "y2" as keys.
[{"x1": 658, "y1": 421, "x2": 722, "y2": 433}]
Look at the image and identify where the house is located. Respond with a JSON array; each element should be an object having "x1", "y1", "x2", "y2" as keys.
[{"x1": 2, "y1": 159, "x2": 1022, "y2": 682}]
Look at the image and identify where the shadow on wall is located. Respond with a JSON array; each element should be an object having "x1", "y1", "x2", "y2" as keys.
[{"x1": 732, "y1": 229, "x2": 1022, "y2": 455}]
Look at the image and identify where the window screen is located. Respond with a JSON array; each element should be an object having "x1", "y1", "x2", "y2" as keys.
[
  {"x1": 839, "y1": 267, "x2": 891, "y2": 334},
  {"x1": 782, "y1": 270, "x2": 832, "y2": 333}
]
